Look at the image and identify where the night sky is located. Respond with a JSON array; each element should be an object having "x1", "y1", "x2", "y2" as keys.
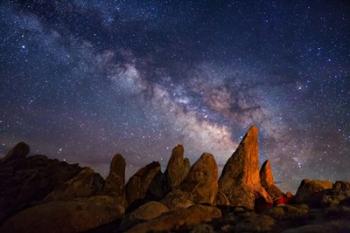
[{"x1": 0, "y1": 0, "x2": 349, "y2": 191}]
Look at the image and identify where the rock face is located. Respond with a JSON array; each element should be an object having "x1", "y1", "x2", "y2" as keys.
[
  {"x1": 0, "y1": 195, "x2": 124, "y2": 233},
  {"x1": 125, "y1": 205, "x2": 222, "y2": 233},
  {"x1": 125, "y1": 162, "x2": 161, "y2": 206},
  {"x1": 45, "y1": 167, "x2": 104, "y2": 201},
  {"x1": 295, "y1": 179, "x2": 333, "y2": 204},
  {"x1": 103, "y1": 154, "x2": 126, "y2": 197},
  {"x1": 218, "y1": 126, "x2": 272, "y2": 209},
  {"x1": 260, "y1": 160, "x2": 284, "y2": 201},
  {"x1": 180, "y1": 153, "x2": 218, "y2": 205},
  {"x1": 0, "y1": 143, "x2": 82, "y2": 223},
  {"x1": 164, "y1": 145, "x2": 190, "y2": 190}
]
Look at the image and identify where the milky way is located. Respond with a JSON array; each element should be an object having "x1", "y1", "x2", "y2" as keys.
[{"x1": 0, "y1": 1, "x2": 349, "y2": 191}]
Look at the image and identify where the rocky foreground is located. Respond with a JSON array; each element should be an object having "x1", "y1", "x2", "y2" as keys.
[{"x1": 0, "y1": 126, "x2": 349, "y2": 233}]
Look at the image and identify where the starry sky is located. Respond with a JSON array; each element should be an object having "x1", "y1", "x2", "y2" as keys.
[{"x1": 0, "y1": 0, "x2": 349, "y2": 191}]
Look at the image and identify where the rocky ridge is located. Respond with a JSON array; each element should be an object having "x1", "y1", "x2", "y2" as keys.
[{"x1": 0, "y1": 126, "x2": 349, "y2": 233}]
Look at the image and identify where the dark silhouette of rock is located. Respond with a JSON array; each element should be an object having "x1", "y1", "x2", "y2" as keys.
[
  {"x1": 295, "y1": 179, "x2": 333, "y2": 204},
  {"x1": 125, "y1": 162, "x2": 161, "y2": 206},
  {"x1": 125, "y1": 205, "x2": 222, "y2": 233},
  {"x1": 260, "y1": 160, "x2": 284, "y2": 201},
  {"x1": 0, "y1": 144, "x2": 82, "y2": 223},
  {"x1": 2, "y1": 142, "x2": 29, "y2": 162},
  {"x1": 45, "y1": 167, "x2": 104, "y2": 201},
  {"x1": 145, "y1": 170, "x2": 168, "y2": 200},
  {"x1": 103, "y1": 154, "x2": 126, "y2": 197},
  {"x1": 218, "y1": 126, "x2": 272, "y2": 209},
  {"x1": 164, "y1": 145, "x2": 190, "y2": 190},
  {"x1": 0, "y1": 195, "x2": 124, "y2": 233}
]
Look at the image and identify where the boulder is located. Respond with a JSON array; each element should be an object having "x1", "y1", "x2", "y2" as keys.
[
  {"x1": 1, "y1": 142, "x2": 29, "y2": 162},
  {"x1": 125, "y1": 205, "x2": 222, "y2": 233},
  {"x1": 294, "y1": 179, "x2": 333, "y2": 204},
  {"x1": 125, "y1": 162, "x2": 161, "y2": 206},
  {"x1": 164, "y1": 145, "x2": 190, "y2": 190},
  {"x1": 120, "y1": 201, "x2": 169, "y2": 230},
  {"x1": 0, "y1": 195, "x2": 124, "y2": 233},
  {"x1": 45, "y1": 167, "x2": 104, "y2": 201},
  {"x1": 161, "y1": 189, "x2": 194, "y2": 210},
  {"x1": 320, "y1": 181, "x2": 350, "y2": 207},
  {"x1": 218, "y1": 126, "x2": 272, "y2": 209},
  {"x1": 260, "y1": 160, "x2": 284, "y2": 201},
  {"x1": 179, "y1": 153, "x2": 218, "y2": 205},
  {"x1": 103, "y1": 154, "x2": 126, "y2": 197}
]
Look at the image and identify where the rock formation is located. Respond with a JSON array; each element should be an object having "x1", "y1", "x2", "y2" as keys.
[
  {"x1": 125, "y1": 161, "x2": 161, "y2": 206},
  {"x1": 164, "y1": 144, "x2": 190, "y2": 190},
  {"x1": 0, "y1": 195, "x2": 124, "y2": 233},
  {"x1": 1, "y1": 128, "x2": 349, "y2": 233},
  {"x1": 162, "y1": 153, "x2": 218, "y2": 209},
  {"x1": 0, "y1": 143, "x2": 82, "y2": 223},
  {"x1": 218, "y1": 126, "x2": 272, "y2": 209},
  {"x1": 179, "y1": 153, "x2": 218, "y2": 205},
  {"x1": 260, "y1": 160, "x2": 284, "y2": 201},
  {"x1": 103, "y1": 154, "x2": 126, "y2": 200},
  {"x1": 294, "y1": 179, "x2": 333, "y2": 205},
  {"x1": 45, "y1": 167, "x2": 104, "y2": 201}
]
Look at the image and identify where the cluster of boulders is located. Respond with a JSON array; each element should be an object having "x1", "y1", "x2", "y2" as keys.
[{"x1": 0, "y1": 126, "x2": 349, "y2": 233}]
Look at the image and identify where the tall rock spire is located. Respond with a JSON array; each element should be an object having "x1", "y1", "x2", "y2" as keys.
[
  {"x1": 218, "y1": 126, "x2": 272, "y2": 209},
  {"x1": 260, "y1": 160, "x2": 283, "y2": 200},
  {"x1": 164, "y1": 145, "x2": 190, "y2": 190}
]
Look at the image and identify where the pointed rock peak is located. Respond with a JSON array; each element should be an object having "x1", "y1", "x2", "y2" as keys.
[
  {"x1": 3, "y1": 142, "x2": 30, "y2": 162},
  {"x1": 244, "y1": 125, "x2": 259, "y2": 139},
  {"x1": 218, "y1": 126, "x2": 273, "y2": 208},
  {"x1": 260, "y1": 160, "x2": 283, "y2": 201},
  {"x1": 220, "y1": 125, "x2": 260, "y2": 187},
  {"x1": 165, "y1": 144, "x2": 190, "y2": 189},
  {"x1": 171, "y1": 144, "x2": 184, "y2": 158},
  {"x1": 260, "y1": 160, "x2": 274, "y2": 186}
]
